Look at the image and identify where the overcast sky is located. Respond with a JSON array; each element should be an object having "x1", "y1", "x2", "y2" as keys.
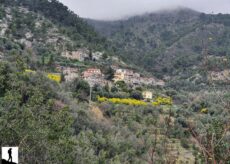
[{"x1": 59, "y1": 0, "x2": 230, "y2": 20}]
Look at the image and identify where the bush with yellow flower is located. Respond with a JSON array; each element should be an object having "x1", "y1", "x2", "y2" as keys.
[
  {"x1": 200, "y1": 108, "x2": 208, "y2": 114},
  {"x1": 25, "y1": 69, "x2": 61, "y2": 83},
  {"x1": 97, "y1": 96, "x2": 147, "y2": 106},
  {"x1": 152, "y1": 96, "x2": 173, "y2": 106},
  {"x1": 47, "y1": 73, "x2": 61, "y2": 83}
]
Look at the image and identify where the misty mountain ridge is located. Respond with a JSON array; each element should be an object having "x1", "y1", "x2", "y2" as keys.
[
  {"x1": 87, "y1": 7, "x2": 200, "y2": 22},
  {"x1": 88, "y1": 8, "x2": 230, "y2": 87},
  {"x1": 126, "y1": 7, "x2": 201, "y2": 20},
  {"x1": 87, "y1": 7, "x2": 201, "y2": 38}
]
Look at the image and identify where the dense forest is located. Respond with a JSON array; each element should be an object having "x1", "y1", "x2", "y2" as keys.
[{"x1": 0, "y1": 0, "x2": 230, "y2": 163}]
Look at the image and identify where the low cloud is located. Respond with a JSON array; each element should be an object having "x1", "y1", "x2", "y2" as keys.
[{"x1": 59, "y1": 0, "x2": 230, "y2": 20}]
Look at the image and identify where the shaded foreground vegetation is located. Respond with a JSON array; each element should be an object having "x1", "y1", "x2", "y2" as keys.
[{"x1": 0, "y1": 61, "x2": 230, "y2": 163}]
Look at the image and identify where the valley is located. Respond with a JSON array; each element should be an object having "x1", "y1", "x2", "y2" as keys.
[{"x1": 0, "y1": 0, "x2": 230, "y2": 163}]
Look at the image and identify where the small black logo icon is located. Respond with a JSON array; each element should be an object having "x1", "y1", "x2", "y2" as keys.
[{"x1": 1, "y1": 147, "x2": 18, "y2": 164}]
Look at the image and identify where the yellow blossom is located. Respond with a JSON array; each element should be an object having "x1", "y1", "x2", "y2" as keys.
[{"x1": 97, "y1": 96, "x2": 147, "y2": 106}]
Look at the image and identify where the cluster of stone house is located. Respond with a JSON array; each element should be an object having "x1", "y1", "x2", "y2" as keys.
[
  {"x1": 81, "y1": 68, "x2": 109, "y2": 87},
  {"x1": 61, "y1": 48, "x2": 103, "y2": 62},
  {"x1": 60, "y1": 48, "x2": 165, "y2": 87},
  {"x1": 209, "y1": 70, "x2": 230, "y2": 83},
  {"x1": 113, "y1": 69, "x2": 141, "y2": 83},
  {"x1": 62, "y1": 67, "x2": 79, "y2": 82},
  {"x1": 56, "y1": 64, "x2": 165, "y2": 89},
  {"x1": 82, "y1": 68, "x2": 102, "y2": 78},
  {"x1": 56, "y1": 66, "x2": 79, "y2": 82},
  {"x1": 113, "y1": 68, "x2": 165, "y2": 86},
  {"x1": 92, "y1": 51, "x2": 103, "y2": 61},
  {"x1": 81, "y1": 68, "x2": 155, "y2": 101},
  {"x1": 62, "y1": 48, "x2": 89, "y2": 61}
]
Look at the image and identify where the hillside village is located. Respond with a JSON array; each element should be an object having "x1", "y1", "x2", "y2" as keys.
[
  {"x1": 58, "y1": 48, "x2": 165, "y2": 95},
  {"x1": 55, "y1": 49, "x2": 166, "y2": 101}
]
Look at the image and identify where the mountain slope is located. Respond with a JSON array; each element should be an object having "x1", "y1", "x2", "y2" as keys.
[
  {"x1": 88, "y1": 9, "x2": 230, "y2": 79},
  {"x1": 0, "y1": 0, "x2": 112, "y2": 71},
  {"x1": 1, "y1": 0, "x2": 102, "y2": 45}
]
